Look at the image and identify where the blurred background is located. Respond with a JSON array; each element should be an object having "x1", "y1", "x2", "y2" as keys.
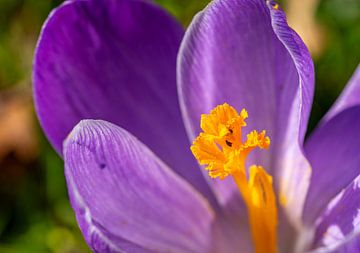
[{"x1": 0, "y1": 0, "x2": 359, "y2": 252}]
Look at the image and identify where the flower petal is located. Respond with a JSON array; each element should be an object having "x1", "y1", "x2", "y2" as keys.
[
  {"x1": 308, "y1": 237, "x2": 360, "y2": 253},
  {"x1": 307, "y1": 174, "x2": 360, "y2": 253},
  {"x1": 268, "y1": 0, "x2": 314, "y2": 228},
  {"x1": 323, "y1": 237, "x2": 360, "y2": 253},
  {"x1": 304, "y1": 106, "x2": 360, "y2": 224},
  {"x1": 64, "y1": 120, "x2": 216, "y2": 253},
  {"x1": 33, "y1": 0, "x2": 214, "y2": 201},
  {"x1": 177, "y1": 0, "x2": 314, "y2": 225},
  {"x1": 321, "y1": 64, "x2": 360, "y2": 125}
]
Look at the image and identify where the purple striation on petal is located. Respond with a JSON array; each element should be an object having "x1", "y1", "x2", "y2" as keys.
[
  {"x1": 177, "y1": 0, "x2": 314, "y2": 226},
  {"x1": 33, "y1": 0, "x2": 215, "y2": 202},
  {"x1": 64, "y1": 120, "x2": 216, "y2": 253},
  {"x1": 304, "y1": 106, "x2": 360, "y2": 224},
  {"x1": 322, "y1": 64, "x2": 360, "y2": 125},
  {"x1": 308, "y1": 174, "x2": 360, "y2": 253}
]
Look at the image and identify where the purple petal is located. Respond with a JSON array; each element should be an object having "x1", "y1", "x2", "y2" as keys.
[
  {"x1": 268, "y1": 0, "x2": 314, "y2": 227},
  {"x1": 177, "y1": 0, "x2": 314, "y2": 225},
  {"x1": 322, "y1": 64, "x2": 360, "y2": 125},
  {"x1": 33, "y1": 0, "x2": 214, "y2": 201},
  {"x1": 308, "y1": 237, "x2": 360, "y2": 253},
  {"x1": 328, "y1": 237, "x2": 360, "y2": 253},
  {"x1": 64, "y1": 120, "x2": 217, "y2": 252},
  {"x1": 304, "y1": 106, "x2": 360, "y2": 224},
  {"x1": 308, "y1": 174, "x2": 360, "y2": 253}
]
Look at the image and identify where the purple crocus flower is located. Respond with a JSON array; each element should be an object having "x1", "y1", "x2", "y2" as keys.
[{"x1": 33, "y1": 0, "x2": 360, "y2": 252}]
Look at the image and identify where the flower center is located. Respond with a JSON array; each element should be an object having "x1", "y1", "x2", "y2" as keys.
[{"x1": 191, "y1": 103, "x2": 277, "y2": 253}]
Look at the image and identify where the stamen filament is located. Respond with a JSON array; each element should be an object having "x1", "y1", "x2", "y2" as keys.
[{"x1": 245, "y1": 166, "x2": 277, "y2": 253}]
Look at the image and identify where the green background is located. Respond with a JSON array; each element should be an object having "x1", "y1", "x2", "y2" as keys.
[{"x1": 0, "y1": 0, "x2": 359, "y2": 252}]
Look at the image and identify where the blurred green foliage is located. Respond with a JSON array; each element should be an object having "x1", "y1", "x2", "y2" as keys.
[
  {"x1": 0, "y1": 0, "x2": 62, "y2": 89},
  {"x1": 309, "y1": 0, "x2": 360, "y2": 131},
  {"x1": 0, "y1": 1, "x2": 88, "y2": 252},
  {"x1": 155, "y1": 0, "x2": 209, "y2": 25},
  {"x1": 0, "y1": 0, "x2": 359, "y2": 252}
]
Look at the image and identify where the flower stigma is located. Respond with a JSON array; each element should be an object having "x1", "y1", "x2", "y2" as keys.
[{"x1": 191, "y1": 103, "x2": 278, "y2": 253}]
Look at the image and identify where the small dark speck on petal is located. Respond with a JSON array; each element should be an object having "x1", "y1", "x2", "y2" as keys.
[
  {"x1": 278, "y1": 83, "x2": 284, "y2": 91},
  {"x1": 226, "y1": 140, "x2": 233, "y2": 147},
  {"x1": 99, "y1": 163, "x2": 106, "y2": 169}
]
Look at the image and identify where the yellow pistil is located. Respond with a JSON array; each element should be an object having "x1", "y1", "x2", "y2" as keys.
[{"x1": 191, "y1": 103, "x2": 278, "y2": 253}]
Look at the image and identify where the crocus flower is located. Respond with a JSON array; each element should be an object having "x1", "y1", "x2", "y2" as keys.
[{"x1": 33, "y1": 0, "x2": 360, "y2": 252}]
